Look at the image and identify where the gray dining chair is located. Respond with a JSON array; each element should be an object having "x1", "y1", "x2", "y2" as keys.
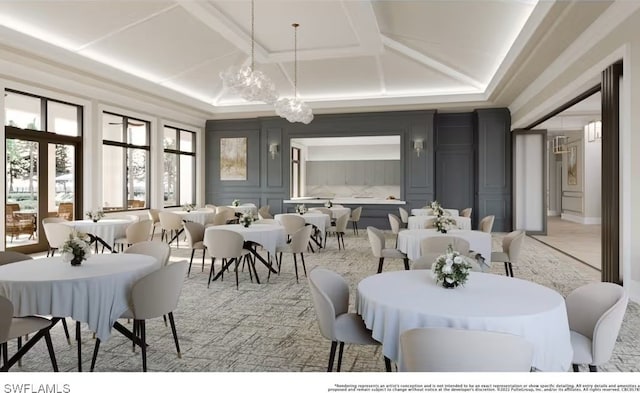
[{"x1": 367, "y1": 226, "x2": 409, "y2": 273}]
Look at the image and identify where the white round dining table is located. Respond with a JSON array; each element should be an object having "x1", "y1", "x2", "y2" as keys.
[
  {"x1": 274, "y1": 212, "x2": 331, "y2": 238},
  {"x1": 411, "y1": 208, "x2": 459, "y2": 217},
  {"x1": 62, "y1": 218, "x2": 133, "y2": 248},
  {"x1": 407, "y1": 215, "x2": 471, "y2": 230},
  {"x1": 205, "y1": 223, "x2": 286, "y2": 254},
  {"x1": 397, "y1": 228, "x2": 492, "y2": 263},
  {"x1": 357, "y1": 270, "x2": 573, "y2": 371},
  {"x1": 173, "y1": 210, "x2": 215, "y2": 225},
  {"x1": 0, "y1": 254, "x2": 159, "y2": 341}
]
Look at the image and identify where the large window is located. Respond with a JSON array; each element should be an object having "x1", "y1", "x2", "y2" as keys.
[
  {"x1": 163, "y1": 126, "x2": 195, "y2": 207},
  {"x1": 102, "y1": 112, "x2": 149, "y2": 211}
]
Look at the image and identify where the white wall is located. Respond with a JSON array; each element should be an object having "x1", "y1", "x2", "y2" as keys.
[
  {"x1": 514, "y1": 133, "x2": 544, "y2": 232},
  {"x1": 306, "y1": 144, "x2": 400, "y2": 161}
]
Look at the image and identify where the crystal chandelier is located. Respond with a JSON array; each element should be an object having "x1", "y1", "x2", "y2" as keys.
[
  {"x1": 219, "y1": 0, "x2": 278, "y2": 104},
  {"x1": 275, "y1": 23, "x2": 313, "y2": 124}
]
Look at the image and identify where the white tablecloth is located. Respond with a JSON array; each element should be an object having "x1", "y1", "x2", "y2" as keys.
[
  {"x1": 274, "y1": 212, "x2": 331, "y2": 238},
  {"x1": 397, "y1": 228, "x2": 491, "y2": 263},
  {"x1": 357, "y1": 270, "x2": 573, "y2": 371},
  {"x1": 0, "y1": 254, "x2": 159, "y2": 341},
  {"x1": 411, "y1": 208, "x2": 459, "y2": 217},
  {"x1": 173, "y1": 210, "x2": 215, "y2": 225},
  {"x1": 205, "y1": 224, "x2": 286, "y2": 254},
  {"x1": 408, "y1": 215, "x2": 471, "y2": 230},
  {"x1": 230, "y1": 205, "x2": 258, "y2": 216},
  {"x1": 62, "y1": 218, "x2": 133, "y2": 246},
  {"x1": 329, "y1": 207, "x2": 351, "y2": 219}
]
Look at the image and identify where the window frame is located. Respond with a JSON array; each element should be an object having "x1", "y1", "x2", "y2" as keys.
[{"x1": 163, "y1": 125, "x2": 196, "y2": 207}]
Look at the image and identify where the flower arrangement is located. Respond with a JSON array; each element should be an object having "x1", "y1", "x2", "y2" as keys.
[
  {"x1": 240, "y1": 213, "x2": 254, "y2": 228},
  {"x1": 429, "y1": 200, "x2": 444, "y2": 217},
  {"x1": 431, "y1": 244, "x2": 472, "y2": 288},
  {"x1": 182, "y1": 203, "x2": 195, "y2": 212},
  {"x1": 60, "y1": 230, "x2": 91, "y2": 266},
  {"x1": 86, "y1": 210, "x2": 105, "y2": 223},
  {"x1": 434, "y1": 215, "x2": 456, "y2": 234},
  {"x1": 232, "y1": 199, "x2": 240, "y2": 207},
  {"x1": 324, "y1": 200, "x2": 333, "y2": 208},
  {"x1": 295, "y1": 204, "x2": 307, "y2": 215}
]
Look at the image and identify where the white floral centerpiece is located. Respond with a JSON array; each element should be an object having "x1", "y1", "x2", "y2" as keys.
[
  {"x1": 240, "y1": 213, "x2": 254, "y2": 228},
  {"x1": 86, "y1": 210, "x2": 105, "y2": 223},
  {"x1": 429, "y1": 200, "x2": 444, "y2": 217},
  {"x1": 324, "y1": 200, "x2": 333, "y2": 208},
  {"x1": 295, "y1": 204, "x2": 307, "y2": 215},
  {"x1": 434, "y1": 215, "x2": 456, "y2": 234},
  {"x1": 61, "y1": 230, "x2": 92, "y2": 266},
  {"x1": 182, "y1": 203, "x2": 195, "y2": 212},
  {"x1": 431, "y1": 244, "x2": 472, "y2": 288},
  {"x1": 232, "y1": 199, "x2": 240, "y2": 207}
]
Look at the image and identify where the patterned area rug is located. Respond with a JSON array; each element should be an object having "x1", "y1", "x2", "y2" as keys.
[{"x1": 6, "y1": 230, "x2": 639, "y2": 372}]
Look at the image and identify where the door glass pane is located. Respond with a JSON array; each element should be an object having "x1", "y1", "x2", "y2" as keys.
[
  {"x1": 51, "y1": 143, "x2": 75, "y2": 217},
  {"x1": 5, "y1": 92, "x2": 42, "y2": 130},
  {"x1": 6, "y1": 139, "x2": 38, "y2": 247},
  {"x1": 179, "y1": 155, "x2": 194, "y2": 205},
  {"x1": 164, "y1": 127, "x2": 176, "y2": 150},
  {"x1": 164, "y1": 152, "x2": 177, "y2": 206},
  {"x1": 127, "y1": 148, "x2": 147, "y2": 208},
  {"x1": 103, "y1": 113, "x2": 123, "y2": 142},
  {"x1": 48, "y1": 102, "x2": 79, "y2": 136},
  {"x1": 128, "y1": 120, "x2": 147, "y2": 146},
  {"x1": 179, "y1": 131, "x2": 194, "y2": 152},
  {"x1": 103, "y1": 145, "x2": 124, "y2": 210}
]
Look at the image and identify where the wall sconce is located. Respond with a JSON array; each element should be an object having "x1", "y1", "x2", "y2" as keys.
[
  {"x1": 552, "y1": 135, "x2": 569, "y2": 154},
  {"x1": 269, "y1": 143, "x2": 279, "y2": 159},
  {"x1": 585, "y1": 120, "x2": 602, "y2": 142},
  {"x1": 413, "y1": 140, "x2": 424, "y2": 157}
]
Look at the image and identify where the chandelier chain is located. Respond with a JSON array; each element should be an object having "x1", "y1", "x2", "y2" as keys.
[
  {"x1": 251, "y1": 0, "x2": 255, "y2": 72},
  {"x1": 293, "y1": 23, "x2": 298, "y2": 97}
]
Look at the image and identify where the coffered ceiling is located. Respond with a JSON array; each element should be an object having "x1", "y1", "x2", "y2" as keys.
[{"x1": 0, "y1": 1, "x2": 613, "y2": 118}]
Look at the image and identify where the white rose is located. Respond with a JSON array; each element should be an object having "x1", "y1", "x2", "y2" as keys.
[
  {"x1": 442, "y1": 264, "x2": 452, "y2": 274},
  {"x1": 445, "y1": 258, "x2": 453, "y2": 266},
  {"x1": 453, "y1": 256, "x2": 463, "y2": 264},
  {"x1": 445, "y1": 277, "x2": 454, "y2": 284},
  {"x1": 62, "y1": 252, "x2": 73, "y2": 262}
]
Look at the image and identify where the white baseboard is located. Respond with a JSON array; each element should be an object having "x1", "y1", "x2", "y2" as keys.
[
  {"x1": 560, "y1": 213, "x2": 601, "y2": 225},
  {"x1": 547, "y1": 210, "x2": 559, "y2": 216},
  {"x1": 625, "y1": 280, "x2": 640, "y2": 305}
]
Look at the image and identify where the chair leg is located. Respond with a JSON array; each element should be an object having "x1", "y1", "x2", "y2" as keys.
[
  {"x1": 132, "y1": 320, "x2": 137, "y2": 353},
  {"x1": 589, "y1": 365, "x2": 598, "y2": 372},
  {"x1": 43, "y1": 331, "x2": 58, "y2": 372},
  {"x1": 327, "y1": 341, "x2": 338, "y2": 372},
  {"x1": 504, "y1": 262, "x2": 510, "y2": 276},
  {"x1": 300, "y1": 252, "x2": 307, "y2": 277},
  {"x1": 207, "y1": 257, "x2": 216, "y2": 288},
  {"x1": 336, "y1": 341, "x2": 345, "y2": 372},
  {"x1": 188, "y1": 249, "x2": 195, "y2": 277},
  {"x1": 403, "y1": 258, "x2": 410, "y2": 270},
  {"x1": 90, "y1": 338, "x2": 101, "y2": 372},
  {"x1": 150, "y1": 226, "x2": 156, "y2": 240},
  {"x1": 508, "y1": 262, "x2": 514, "y2": 277},
  {"x1": 234, "y1": 258, "x2": 240, "y2": 290},
  {"x1": 1, "y1": 343, "x2": 7, "y2": 366},
  {"x1": 168, "y1": 312, "x2": 182, "y2": 358},
  {"x1": 377, "y1": 258, "x2": 384, "y2": 274},
  {"x1": 384, "y1": 356, "x2": 392, "y2": 372},
  {"x1": 162, "y1": 315, "x2": 168, "y2": 327},
  {"x1": 140, "y1": 320, "x2": 147, "y2": 372},
  {"x1": 572, "y1": 364, "x2": 580, "y2": 372},
  {"x1": 76, "y1": 321, "x2": 82, "y2": 372},
  {"x1": 201, "y1": 249, "x2": 206, "y2": 272},
  {"x1": 17, "y1": 336, "x2": 22, "y2": 367},
  {"x1": 293, "y1": 253, "x2": 299, "y2": 283}
]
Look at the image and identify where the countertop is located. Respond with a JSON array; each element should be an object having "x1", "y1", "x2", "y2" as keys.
[{"x1": 283, "y1": 197, "x2": 406, "y2": 205}]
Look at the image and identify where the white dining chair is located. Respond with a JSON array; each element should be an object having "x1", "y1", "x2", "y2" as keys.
[
  {"x1": 325, "y1": 213, "x2": 349, "y2": 250},
  {"x1": 491, "y1": 230, "x2": 526, "y2": 277},
  {"x1": 367, "y1": 226, "x2": 409, "y2": 273},
  {"x1": 398, "y1": 207, "x2": 409, "y2": 227},
  {"x1": 203, "y1": 229, "x2": 247, "y2": 289},
  {"x1": 42, "y1": 222, "x2": 74, "y2": 257},
  {"x1": 388, "y1": 213, "x2": 404, "y2": 247},
  {"x1": 273, "y1": 225, "x2": 313, "y2": 283},
  {"x1": 478, "y1": 215, "x2": 495, "y2": 233},
  {"x1": 147, "y1": 209, "x2": 161, "y2": 240},
  {"x1": 412, "y1": 236, "x2": 471, "y2": 270},
  {"x1": 183, "y1": 221, "x2": 206, "y2": 276},
  {"x1": 158, "y1": 211, "x2": 184, "y2": 247},
  {"x1": 113, "y1": 219, "x2": 153, "y2": 252},
  {"x1": 348, "y1": 206, "x2": 363, "y2": 235},
  {"x1": 399, "y1": 327, "x2": 533, "y2": 372},
  {"x1": 124, "y1": 240, "x2": 171, "y2": 267}
]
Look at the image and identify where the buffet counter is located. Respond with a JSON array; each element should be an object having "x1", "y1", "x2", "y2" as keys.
[{"x1": 283, "y1": 197, "x2": 405, "y2": 205}]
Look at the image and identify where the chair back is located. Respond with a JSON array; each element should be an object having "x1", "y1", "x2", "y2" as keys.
[
  {"x1": 57, "y1": 202, "x2": 74, "y2": 220},
  {"x1": 209, "y1": 212, "x2": 229, "y2": 226},
  {"x1": 125, "y1": 220, "x2": 152, "y2": 245},
  {"x1": 203, "y1": 229, "x2": 244, "y2": 259},
  {"x1": 307, "y1": 267, "x2": 350, "y2": 341},
  {"x1": 183, "y1": 221, "x2": 205, "y2": 247},
  {"x1": 309, "y1": 207, "x2": 331, "y2": 216},
  {"x1": 254, "y1": 219, "x2": 277, "y2": 225},
  {"x1": 147, "y1": 208, "x2": 160, "y2": 224},
  {"x1": 204, "y1": 204, "x2": 217, "y2": 211},
  {"x1": 400, "y1": 327, "x2": 533, "y2": 372},
  {"x1": 423, "y1": 217, "x2": 436, "y2": 229},
  {"x1": 279, "y1": 214, "x2": 306, "y2": 236},
  {"x1": 42, "y1": 217, "x2": 67, "y2": 224},
  {"x1": 388, "y1": 214, "x2": 402, "y2": 235},
  {"x1": 0, "y1": 251, "x2": 33, "y2": 266},
  {"x1": 460, "y1": 208, "x2": 472, "y2": 218},
  {"x1": 350, "y1": 206, "x2": 362, "y2": 221},
  {"x1": 129, "y1": 261, "x2": 189, "y2": 320},
  {"x1": 398, "y1": 207, "x2": 409, "y2": 224},
  {"x1": 479, "y1": 215, "x2": 495, "y2": 233},
  {"x1": 0, "y1": 296, "x2": 14, "y2": 344},
  {"x1": 124, "y1": 241, "x2": 171, "y2": 267},
  {"x1": 420, "y1": 236, "x2": 470, "y2": 260},
  {"x1": 505, "y1": 230, "x2": 526, "y2": 264},
  {"x1": 158, "y1": 211, "x2": 183, "y2": 231},
  {"x1": 258, "y1": 205, "x2": 273, "y2": 219},
  {"x1": 289, "y1": 225, "x2": 314, "y2": 253},
  {"x1": 216, "y1": 206, "x2": 236, "y2": 222},
  {"x1": 566, "y1": 282, "x2": 629, "y2": 365},
  {"x1": 334, "y1": 213, "x2": 349, "y2": 232},
  {"x1": 366, "y1": 226, "x2": 385, "y2": 258},
  {"x1": 42, "y1": 222, "x2": 74, "y2": 248}
]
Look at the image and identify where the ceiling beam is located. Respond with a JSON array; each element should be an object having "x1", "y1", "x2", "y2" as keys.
[
  {"x1": 341, "y1": 0, "x2": 383, "y2": 54},
  {"x1": 381, "y1": 34, "x2": 484, "y2": 91}
]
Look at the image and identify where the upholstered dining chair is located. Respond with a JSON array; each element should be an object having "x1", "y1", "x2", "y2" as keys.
[
  {"x1": 307, "y1": 267, "x2": 390, "y2": 372},
  {"x1": 398, "y1": 207, "x2": 409, "y2": 228},
  {"x1": 42, "y1": 222, "x2": 74, "y2": 257},
  {"x1": 460, "y1": 208, "x2": 472, "y2": 218},
  {"x1": 124, "y1": 241, "x2": 171, "y2": 267},
  {"x1": 491, "y1": 230, "x2": 526, "y2": 277},
  {"x1": 273, "y1": 225, "x2": 313, "y2": 283},
  {"x1": 183, "y1": 221, "x2": 206, "y2": 276},
  {"x1": 158, "y1": 211, "x2": 184, "y2": 247},
  {"x1": 325, "y1": 213, "x2": 349, "y2": 250},
  {"x1": 203, "y1": 229, "x2": 246, "y2": 289},
  {"x1": 147, "y1": 208, "x2": 161, "y2": 240},
  {"x1": 387, "y1": 213, "x2": 403, "y2": 247},
  {"x1": 113, "y1": 219, "x2": 153, "y2": 252},
  {"x1": 279, "y1": 214, "x2": 306, "y2": 241},
  {"x1": 41, "y1": 217, "x2": 67, "y2": 224},
  {"x1": 57, "y1": 202, "x2": 74, "y2": 221},
  {"x1": 206, "y1": 212, "x2": 229, "y2": 227},
  {"x1": 399, "y1": 327, "x2": 534, "y2": 372},
  {"x1": 216, "y1": 206, "x2": 237, "y2": 224},
  {"x1": 478, "y1": 215, "x2": 495, "y2": 233},
  {"x1": 411, "y1": 236, "x2": 471, "y2": 270},
  {"x1": 90, "y1": 261, "x2": 189, "y2": 372},
  {"x1": 367, "y1": 226, "x2": 409, "y2": 273},
  {"x1": 258, "y1": 205, "x2": 273, "y2": 219},
  {"x1": 566, "y1": 282, "x2": 629, "y2": 372},
  {"x1": 348, "y1": 206, "x2": 363, "y2": 235},
  {"x1": 1, "y1": 295, "x2": 58, "y2": 371}
]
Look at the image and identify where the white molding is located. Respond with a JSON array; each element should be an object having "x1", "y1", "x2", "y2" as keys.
[
  {"x1": 547, "y1": 210, "x2": 559, "y2": 216},
  {"x1": 560, "y1": 213, "x2": 600, "y2": 225}
]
